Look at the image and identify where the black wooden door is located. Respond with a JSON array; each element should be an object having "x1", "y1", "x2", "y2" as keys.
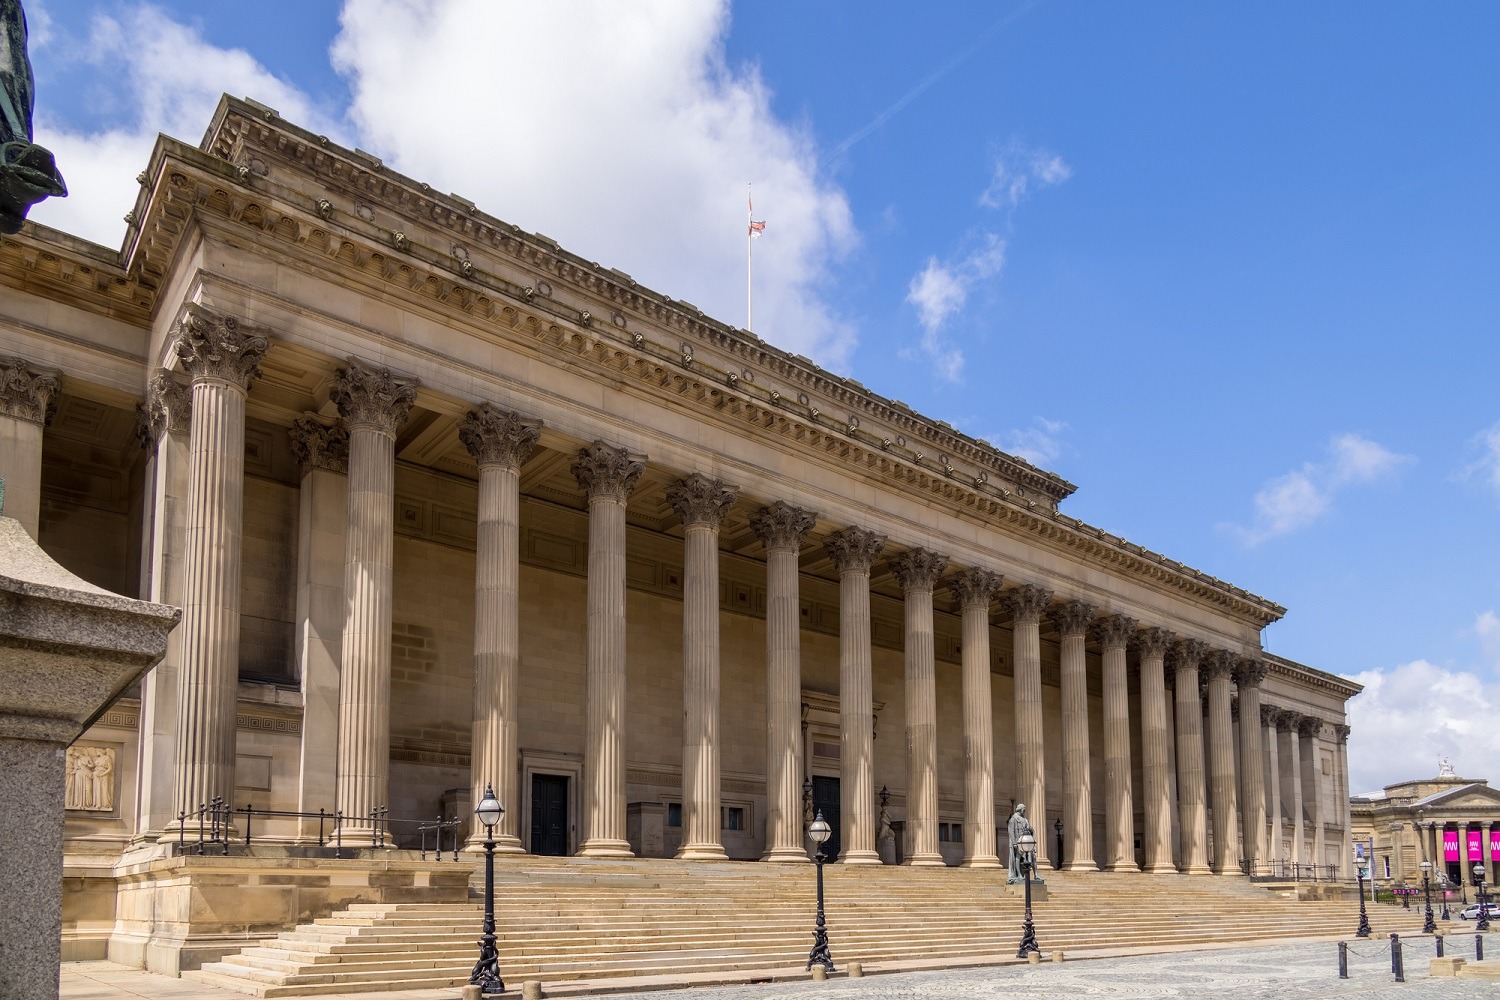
[
  {"x1": 530, "y1": 774, "x2": 568, "y2": 856},
  {"x1": 812, "y1": 775, "x2": 841, "y2": 862}
]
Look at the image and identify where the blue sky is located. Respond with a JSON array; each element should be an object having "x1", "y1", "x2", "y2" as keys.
[{"x1": 21, "y1": 0, "x2": 1500, "y2": 791}]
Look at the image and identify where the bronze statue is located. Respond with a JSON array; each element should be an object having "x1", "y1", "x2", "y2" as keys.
[{"x1": 1, "y1": 0, "x2": 66, "y2": 235}]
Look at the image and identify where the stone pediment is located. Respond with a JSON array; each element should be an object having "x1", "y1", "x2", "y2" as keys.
[{"x1": 1415, "y1": 783, "x2": 1500, "y2": 812}]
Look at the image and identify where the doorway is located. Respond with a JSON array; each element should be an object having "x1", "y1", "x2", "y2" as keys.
[
  {"x1": 812, "y1": 775, "x2": 841, "y2": 862},
  {"x1": 530, "y1": 774, "x2": 569, "y2": 856}
]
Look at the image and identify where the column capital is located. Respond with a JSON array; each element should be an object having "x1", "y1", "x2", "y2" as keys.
[
  {"x1": 1002, "y1": 584, "x2": 1053, "y2": 625},
  {"x1": 1092, "y1": 614, "x2": 1137, "y2": 649},
  {"x1": 1260, "y1": 703, "x2": 1280, "y2": 728},
  {"x1": 1234, "y1": 656, "x2": 1268, "y2": 688},
  {"x1": 570, "y1": 440, "x2": 644, "y2": 503},
  {"x1": 1296, "y1": 715, "x2": 1324, "y2": 740},
  {"x1": 1133, "y1": 626, "x2": 1175, "y2": 658},
  {"x1": 948, "y1": 567, "x2": 1003, "y2": 611},
  {"x1": 288, "y1": 417, "x2": 349, "y2": 477},
  {"x1": 887, "y1": 548, "x2": 948, "y2": 592},
  {"x1": 460, "y1": 403, "x2": 540, "y2": 470},
  {"x1": 134, "y1": 369, "x2": 189, "y2": 448},
  {"x1": 666, "y1": 473, "x2": 737, "y2": 528},
  {"x1": 750, "y1": 500, "x2": 816, "y2": 552},
  {"x1": 171, "y1": 304, "x2": 269, "y2": 389},
  {"x1": 1170, "y1": 638, "x2": 1208, "y2": 674},
  {"x1": 331, "y1": 358, "x2": 418, "y2": 435},
  {"x1": 1049, "y1": 599, "x2": 1096, "y2": 637},
  {"x1": 1275, "y1": 708, "x2": 1302, "y2": 732},
  {"x1": 0, "y1": 355, "x2": 60, "y2": 425},
  {"x1": 1334, "y1": 723, "x2": 1351, "y2": 744},
  {"x1": 823, "y1": 525, "x2": 885, "y2": 574},
  {"x1": 1202, "y1": 648, "x2": 1237, "y2": 682}
]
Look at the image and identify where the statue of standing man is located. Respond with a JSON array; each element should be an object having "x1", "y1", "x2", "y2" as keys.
[
  {"x1": 1, "y1": 0, "x2": 66, "y2": 235},
  {"x1": 1006, "y1": 802, "x2": 1043, "y2": 884}
]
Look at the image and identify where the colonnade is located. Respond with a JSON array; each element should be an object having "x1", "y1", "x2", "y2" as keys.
[{"x1": 1414, "y1": 819, "x2": 1497, "y2": 886}]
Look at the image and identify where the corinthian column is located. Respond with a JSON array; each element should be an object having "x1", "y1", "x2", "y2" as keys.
[
  {"x1": 169, "y1": 305, "x2": 268, "y2": 823},
  {"x1": 1052, "y1": 600, "x2": 1097, "y2": 871},
  {"x1": 824, "y1": 526, "x2": 886, "y2": 865},
  {"x1": 288, "y1": 417, "x2": 348, "y2": 842},
  {"x1": 752, "y1": 501, "x2": 817, "y2": 863},
  {"x1": 950, "y1": 568, "x2": 1002, "y2": 868},
  {"x1": 1281, "y1": 711, "x2": 1304, "y2": 866},
  {"x1": 1263, "y1": 704, "x2": 1282, "y2": 863},
  {"x1": 1235, "y1": 658, "x2": 1268, "y2": 870},
  {"x1": 1136, "y1": 627, "x2": 1175, "y2": 873},
  {"x1": 1005, "y1": 584, "x2": 1053, "y2": 868},
  {"x1": 1171, "y1": 638, "x2": 1211, "y2": 873},
  {"x1": 1298, "y1": 715, "x2": 1324, "y2": 870},
  {"x1": 1095, "y1": 614, "x2": 1138, "y2": 872},
  {"x1": 0, "y1": 355, "x2": 59, "y2": 538},
  {"x1": 1334, "y1": 724, "x2": 1352, "y2": 876},
  {"x1": 1203, "y1": 649, "x2": 1240, "y2": 874},
  {"x1": 889, "y1": 547, "x2": 948, "y2": 867},
  {"x1": 461, "y1": 404, "x2": 540, "y2": 852},
  {"x1": 134, "y1": 372, "x2": 191, "y2": 840},
  {"x1": 331, "y1": 360, "x2": 417, "y2": 837},
  {"x1": 669, "y1": 473, "x2": 737, "y2": 861},
  {"x1": 572, "y1": 441, "x2": 644, "y2": 857}
]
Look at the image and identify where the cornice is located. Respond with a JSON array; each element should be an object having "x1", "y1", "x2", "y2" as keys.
[{"x1": 1264, "y1": 653, "x2": 1363, "y2": 698}]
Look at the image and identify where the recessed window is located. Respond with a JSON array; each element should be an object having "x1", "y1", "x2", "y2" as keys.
[
  {"x1": 667, "y1": 803, "x2": 682, "y2": 828},
  {"x1": 722, "y1": 806, "x2": 745, "y2": 831}
]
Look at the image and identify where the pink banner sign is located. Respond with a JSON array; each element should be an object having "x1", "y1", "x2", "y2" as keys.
[
  {"x1": 1468, "y1": 829, "x2": 1483, "y2": 862},
  {"x1": 1445, "y1": 830, "x2": 1460, "y2": 862},
  {"x1": 1491, "y1": 829, "x2": 1500, "y2": 862}
]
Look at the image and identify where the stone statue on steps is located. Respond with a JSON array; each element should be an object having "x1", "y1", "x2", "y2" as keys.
[
  {"x1": 1, "y1": 0, "x2": 67, "y2": 236},
  {"x1": 1007, "y1": 802, "x2": 1042, "y2": 884}
]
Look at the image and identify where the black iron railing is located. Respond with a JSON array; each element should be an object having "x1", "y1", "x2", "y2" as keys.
[
  {"x1": 1241, "y1": 859, "x2": 1343, "y2": 881},
  {"x1": 175, "y1": 800, "x2": 466, "y2": 859}
]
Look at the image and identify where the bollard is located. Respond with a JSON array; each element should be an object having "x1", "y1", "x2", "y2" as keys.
[
  {"x1": 847, "y1": 962, "x2": 863, "y2": 978},
  {"x1": 1338, "y1": 941, "x2": 1348, "y2": 979},
  {"x1": 521, "y1": 982, "x2": 543, "y2": 1000},
  {"x1": 811, "y1": 965, "x2": 827, "y2": 981},
  {"x1": 1026, "y1": 952, "x2": 1041, "y2": 965},
  {"x1": 1390, "y1": 932, "x2": 1405, "y2": 983},
  {"x1": 1479, "y1": 934, "x2": 1485, "y2": 962},
  {"x1": 1051, "y1": 951, "x2": 1064, "y2": 963},
  {"x1": 1436, "y1": 934, "x2": 1444, "y2": 957},
  {"x1": 460, "y1": 986, "x2": 482, "y2": 1000}
]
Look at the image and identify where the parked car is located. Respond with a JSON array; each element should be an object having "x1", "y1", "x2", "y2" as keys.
[{"x1": 1459, "y1": 902, "x2": 1500, "y2": 920}]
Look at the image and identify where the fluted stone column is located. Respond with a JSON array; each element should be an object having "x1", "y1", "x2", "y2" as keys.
[
  {"x1": 573, "y1": 441, "x2": 644, "y2": 857},
  {"x1": 134, "y1": 372, "x2": 191, "y2": 840},
  {"x1": 0, "y1": 355, "x2": 59, "y2": 539},
  {"x1": 1263, "y1": 704, "x2": 1282, "y2": 863},
  {"x1": 1052, "y1": 600, "x2": 1097, "y2": 871},
  {"x1": 1136, "y1": 627, "x2": 1175, "y2": 873},
  {"x1": 1235, "y1": 659, "x2": 1268, "y2": 870},
  {"x1": 288, "y1": 418, "x2": 348, "y2": 842},
  {"x1": 753, "y1": 502, "x2": 817, "y2": 863},
  {"x1": 1335, "y1": 725, "x2": 1352, "y2": 876},
  {"x1": 1203, "y1": 650, "x2": 1239, "y2": 875},
  {"x1": 951, "y1": 569, "x2": 1002, "y2": 868},
  {"x1": 889, "y1": 548, "x2": 948, "y2": 867},
  {"x1": 332, "y1": 360, "x2": 417, "y2": 837},
  {"x1": 824, "y1": 526, "x2": 886, "y2": 865},
  {"x1": 1298, "y1": 715, "x2": 1323, "y2": 870},
  {"x1": 1171, "y1": 639, "x2": 1211, "y2": 874},
  {"x1": 462, "y1": 405, "x2": 540, "y2": 852},
  {"x1": 1095, "y1": 615, "x2": 1138, "y2": 872},
  {"x1": 1281, "y1": 711, "x2": 1305, "y2": 866},
  {"x1": 1485, "y1": 821, "x2": 1496, "y2": 885},
  {"x1": 1005, "y1": 584, "x2": 1053, "y2": 868},
  {"x1": 168, "y1": 307, "x2": 268, "y2": 823},
  {"x1": 669, "y1": 473, "x2": 737, "y2": 861}
]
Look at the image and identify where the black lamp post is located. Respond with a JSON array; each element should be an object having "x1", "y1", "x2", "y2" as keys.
[
  {"x1": 1052, "y1": 817, "x2": 1063, "y2": 871},
  {"x1": 1016, "y1": 828, "x2": 1041, "y2": 958},
  {"x1": 806, "y1": 810, "x2": 835, "y2": 973},
  {"x1": 1354, "y1": 856, "x2": 1371, "y2": 939},
  {"x1": 1475, "y1": 862, "x2": 1491, "y2": 932},
  {"x1": 1420, "y1": 860, "x2": 1436, "y2": 934},
  {"x1": 468, "y1": 784, "x2": 505, "y2": 996}
]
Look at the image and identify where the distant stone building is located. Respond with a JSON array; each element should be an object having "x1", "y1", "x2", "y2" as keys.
[{"x1": 1351, "y1": 760, "x2": 1500, "y2": 887}]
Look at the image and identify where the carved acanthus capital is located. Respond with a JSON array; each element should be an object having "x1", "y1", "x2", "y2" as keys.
[
  {"x1": 1334, "y1": 723, "x2": 1351, "y2": 745},
  {"x1": 823, "y1": 526, "x2": 886, "y2": 575},
  {"x1": 570, "y1": 440, "x2": 644, "y2": 503},
  {"x1": 460, "y1": 403, "x2": 540, "y2": 470},
  {"x1": 1202, "y1": 648, "x2": 1237, "y2": 683},
  {"x1": 1133, "y1": 626, "x2": 1176, "y2": 659},
  {"x1": 330, "y1": 358, "x2": 418, "y2": 435},
  {"x1": 667, "y1": 473, "x2": 737, "y2": 528},
  {"x1": 1275, "y1": 709, "x2": 1302, "y2": 733},
  {"x1": 0, "y1": 355, "x2": 60, "y2": 425},
  {"x1": 1049, "y1": 600, "x2": 1096, "y2": 637},
  {"x1": 1297, "y1": 715, "x2": 1325, "y2": 740},
  {"x1": 171, "y1": 304, "x2": 269, "y2": 390},
  {"x1": 1003, "y1": 584, "x2": 1053, "y2": 626},
  {"x1": 948, "y1": 568, "x2": 1003, "y2": 611},
  {"x1": 1092, "y1": 614, "x2": 1137, "y2": 649},
  {"x1": 1234, "y1": 657, "x2": 1268, "y2": 689},
  {"x1": 887, "y1": 548, "x2": 949, "y2": 592},
  {"x1": 1169, "y1": 638, "x2": 1208, "y2": 675},
  {"x1": 750, "y1": 501, "x2": 817, "y2": 552},
  {"x1": 134, "y1": 370, "x2": 189, "y2": 448},
  {"x1": 1260, "y1": 703, "x2": 1280, "y2": 728},
  {"x1": 288, "y1": 417, "x2": 350, "y2": 477}
]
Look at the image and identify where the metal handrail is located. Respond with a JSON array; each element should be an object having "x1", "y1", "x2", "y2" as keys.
[{"x1": 175, "y1": 800, "x2": 467, "y2": 858}]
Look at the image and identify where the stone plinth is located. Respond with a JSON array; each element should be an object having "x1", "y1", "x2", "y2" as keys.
[{"x1": 0, "y1": 516, "x2": 179, "y2": 1000}]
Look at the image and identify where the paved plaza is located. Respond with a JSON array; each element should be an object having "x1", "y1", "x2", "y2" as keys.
[{"x1": 61, "y1": 937, "x2": 1498, "y2": 1000}]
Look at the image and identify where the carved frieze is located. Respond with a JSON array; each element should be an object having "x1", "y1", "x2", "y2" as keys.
[
  {"x1": 0, "y1": 354, "x2": 59, "y2": 425},
  {"x1": 288, "y1": 417, "x2": 349, "y2": 477},
  {"x1": 64, "y1": 745, "x2": 115, "y2": 812},
  {"x1": 172, "y1": 304, "x2": 269, "y2": 389},
  {"x1": 666, "y1": 473, "x2": 737, "y2": 528},
  {"x1": 1092, "y1": 614, "x2": 1138, "y2": 649},
  {"x1": 330, "y1": 358, "x2": 418, "y2": 434},
  {"x1": 570, "y1": 440, "x2": 644, "y2": 503},
  {"x1": 887, "y1": 548, "x2": 949, "y2": 593},
  {"x1": 1003, "y1": 584, "x2": 1053, "y2": 626},
  {"x1": 460, "y1": 403, "x2": 540, "y2": 470},
  {"x1": 822, "y1": 526, "x2": 886, "y2": 575},
  {"x1": 749, "y1": 500, "x2": 816, "y2": 552},
  {"x1": 948, "y1": 568, "x2": 1003, "y2": 611}
]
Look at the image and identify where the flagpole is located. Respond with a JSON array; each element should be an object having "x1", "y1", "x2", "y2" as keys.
[{"x1": 747, "y1": 183, "x2": 753, "y2": 333}]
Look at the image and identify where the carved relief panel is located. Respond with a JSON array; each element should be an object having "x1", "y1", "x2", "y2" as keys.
[{"x1": 64, "y1": 745, "x2": 117, "y2": 812}]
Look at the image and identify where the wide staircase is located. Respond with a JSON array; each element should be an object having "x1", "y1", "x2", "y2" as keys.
[{"x1": 188, "y1": 858, "x2": 1432, "y2": 996}]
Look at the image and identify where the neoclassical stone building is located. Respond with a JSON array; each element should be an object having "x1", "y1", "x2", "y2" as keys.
[
  {"x1": 1351, "y1": 762, "x2": 1500, "y2": 888},
  {"x1": 1, "y1": 98, "x2": 1360, "y2": 964}
]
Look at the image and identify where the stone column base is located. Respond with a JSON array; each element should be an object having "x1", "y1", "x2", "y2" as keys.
[
  {"x1": 959, "y1": 855, "x2": 1002, "y2": 869},
  {"x1": 839, "y1": 850, "x2": 883, "y2": 865},
  {"x1": 760, "y1": 847, "x2": 812, "y2": 863},
  {"x1": 577, "y1": 839, "x2": 634, "y2": 858},
  {"x1": 904, "y1": 853, "x2": 946, "y2": 867},
  {"x1": 675, "y1": 843, "x2": 729, "y2": 861}
]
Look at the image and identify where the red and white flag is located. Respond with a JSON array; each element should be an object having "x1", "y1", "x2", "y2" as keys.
[{"x1": 748, "y1": 190, "x2": 766, "y2": 238}]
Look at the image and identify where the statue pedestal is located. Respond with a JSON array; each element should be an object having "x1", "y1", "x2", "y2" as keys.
[
  {"x1": 1003, "y1": 882, "x2": 1049, "y2": 901},
  {"x1": 876, "y1": 836, "x2": 897, "y2": 866}
]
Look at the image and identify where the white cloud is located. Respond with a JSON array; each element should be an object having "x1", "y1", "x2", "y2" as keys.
[
  {"x1": 1225, "y1": 434, "x2": 1412, "y2": 545},
  {"x1": 1460, "y1": 421, "x2": 1500, "y2": 496},
  {"x1": 902, "y1": 233, "x2": 1005, "y2": 381},
  {"x1": 332, "y1": 0, "x2": 856, "y2": 366},
  {"x1": 979, "y1": 141, "x2": 1072, "y2": 209},
  {"x1": 1000, "y1": 416, "x2": 1068, "y2": 469},
  {"x1": 1347, "y1": 655, "x2": 1500, "y2": 794}
]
